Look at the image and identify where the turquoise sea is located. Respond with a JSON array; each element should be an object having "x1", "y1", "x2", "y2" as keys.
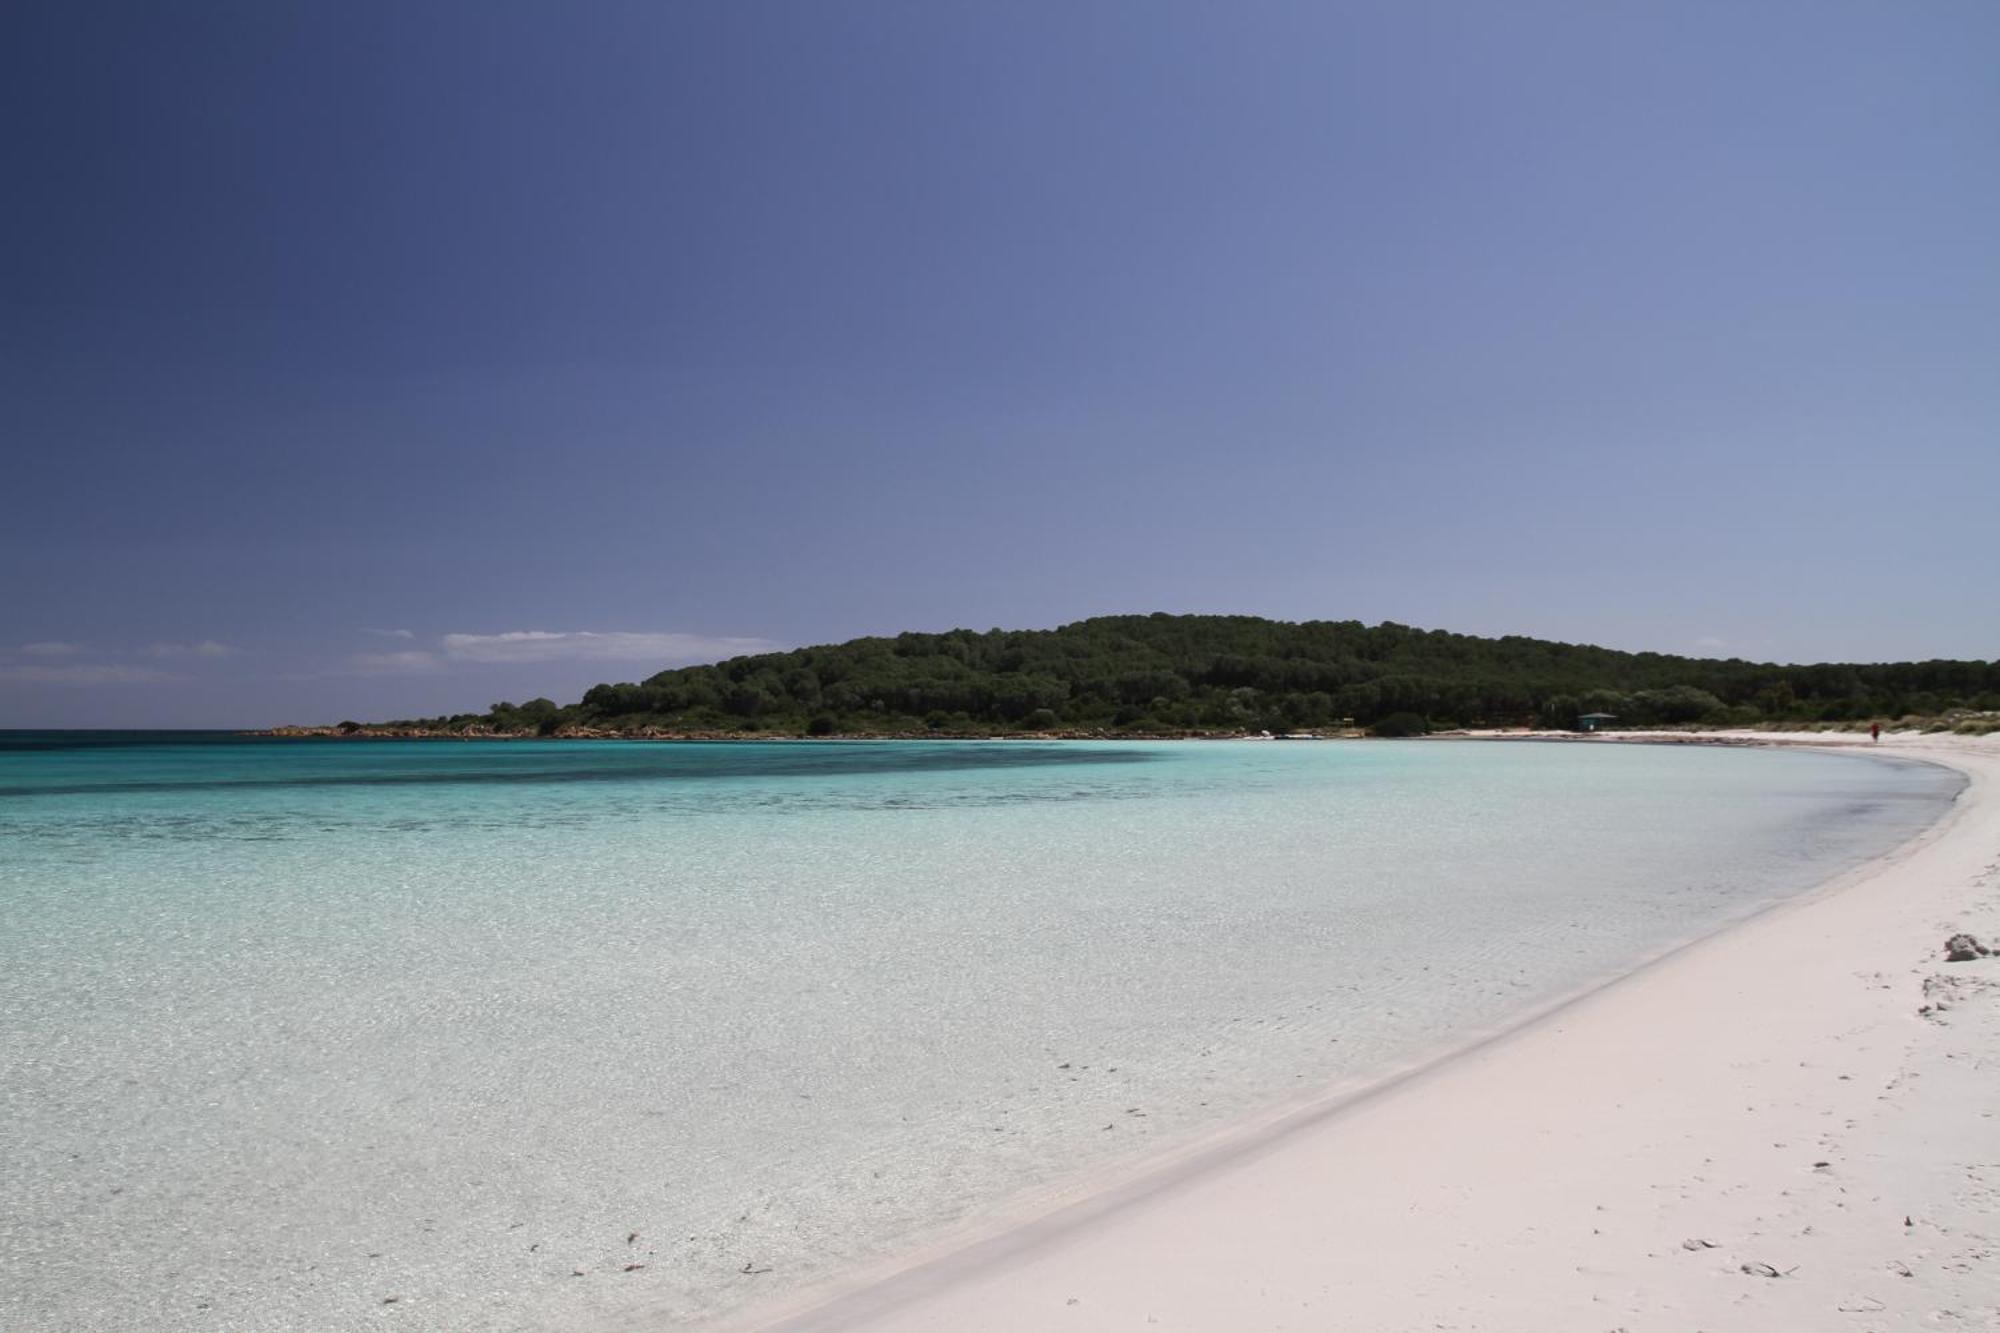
[{"x1": 0, "y1": 733, "x2": 1962, "y2": 1330}]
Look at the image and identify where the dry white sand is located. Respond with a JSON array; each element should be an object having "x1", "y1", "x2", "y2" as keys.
[{"x1": 740, "y1": 732, "x2": 2000, "y2": 1332}]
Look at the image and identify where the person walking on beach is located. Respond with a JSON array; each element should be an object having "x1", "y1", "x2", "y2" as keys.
[{"x1": 1871, "y1": 721, "x2": 1881, "y2": 742}]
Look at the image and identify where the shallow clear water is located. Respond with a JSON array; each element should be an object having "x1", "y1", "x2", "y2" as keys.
[{"x1": 0, "y1": 734, "x2": 1961, "y2": 1330}]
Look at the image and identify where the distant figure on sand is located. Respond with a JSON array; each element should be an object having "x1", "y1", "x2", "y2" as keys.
[{"x1": 1871, "y1": 722, "x2": 1881, "y2": 742}]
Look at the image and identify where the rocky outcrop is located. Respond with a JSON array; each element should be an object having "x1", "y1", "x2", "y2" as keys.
[{"x1": 1944, "y1": 933, "x2": 1989, "y2": 962}]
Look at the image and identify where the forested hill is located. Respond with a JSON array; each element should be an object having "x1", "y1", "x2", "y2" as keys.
[{"x1": 344, "y1": 615, "x2": 2000, "y2": 738}]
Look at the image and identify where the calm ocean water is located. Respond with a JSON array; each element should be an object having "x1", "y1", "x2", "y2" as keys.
[{"x1": 0, "y1": 733, "x2": 1961, "y2": 1330}]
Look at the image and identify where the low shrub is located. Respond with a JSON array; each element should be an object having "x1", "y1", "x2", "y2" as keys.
[{"x1": 1370, "y1": 712, "x2": 1431, "y2": 738}]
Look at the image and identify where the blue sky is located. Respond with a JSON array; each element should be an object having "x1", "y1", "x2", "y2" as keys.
[{"x1": 4, "y1": 2, "x2": 1995, "y2": 727}]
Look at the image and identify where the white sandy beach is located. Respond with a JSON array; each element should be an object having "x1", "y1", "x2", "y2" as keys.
[{"x1": 741, "y1": 732, "x2": 2000, "y2": 1332}]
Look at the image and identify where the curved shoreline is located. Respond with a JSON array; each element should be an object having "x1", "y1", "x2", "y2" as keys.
[{"x1": 727, "y1": 733, "x2": 2000, "y2": 1332}]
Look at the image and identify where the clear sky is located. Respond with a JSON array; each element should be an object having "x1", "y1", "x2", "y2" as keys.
[{"x1": 4, "y1": 2, "x2": 1995, "y2": 727}]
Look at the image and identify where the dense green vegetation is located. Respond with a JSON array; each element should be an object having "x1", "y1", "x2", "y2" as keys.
[{"x1": 361, "y1": 614, "x2": 2000, "y2": 737}]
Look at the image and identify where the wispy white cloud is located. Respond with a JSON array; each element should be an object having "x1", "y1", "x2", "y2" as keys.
[
  {"x1": 345, "y1": 650, "x2": 442, "y2": 675},
  {"x1": 20, "y1": 641, "x2": 87, "y2": 657},
  {"x1": 146, "y1": 640, "x2": 236, "y2": 659},
  {"x1": 328, "y1": 631, "x2": 771, "y2": 678},
  {"x1": 1692, "y1": 636, "x2": 1729, "y2": 655},
  {"x1": 364, "y1": 627, "x2": 415, "y2": 639},
  {"x1": 0, "y1": 663, "x2": 175, "y2": 684},
  {"x1": 439, "y1": 630, "x2": 776, "y2": 665}
]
